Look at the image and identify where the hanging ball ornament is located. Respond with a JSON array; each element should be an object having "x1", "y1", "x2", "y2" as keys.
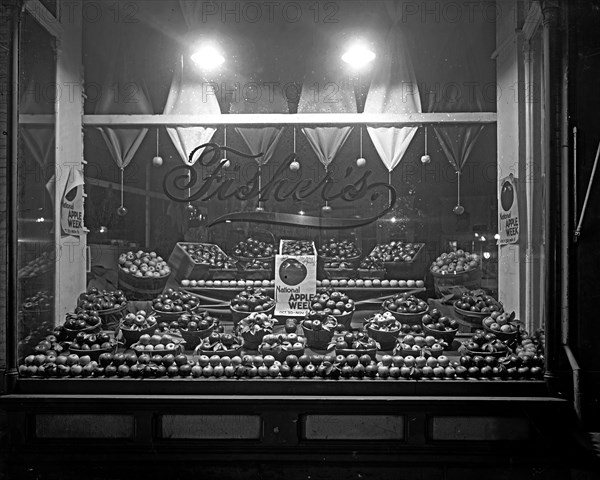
[
  {"x1": 420, "y1": 154, "x2": 431, "y2": 165},
  {"x1": 221, "y1": 158, "x2": 231, "y2": 169},
  {"x1": 289, "y1": 160, "x2": 300, "y2": 171},
  {"x1": 321, "y1": 205, "x2": 332, "y2": 213},
  {"x1": 255, "y1": 206, "x2": 265, "y2": 212},
  {"x1": 117, "y1": 206, "x2": 128, "y2": 216},
  {"x1": 152, "y1": 155, "x2": 163, "y2": 167},
  {"x1": 453, "y1": 205, "x2": 465, "y2": 215},
  {"x1": 356, "y1": 157, "x2": 367, "y2": 168}
]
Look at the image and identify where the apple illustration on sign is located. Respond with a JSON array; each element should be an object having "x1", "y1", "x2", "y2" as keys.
[
  {"x1": 501, "y1": 180, "x2": 514, "y2": 211},
  {"x1": 279, "y1": 258, "x2": 307, "y2": 286}
]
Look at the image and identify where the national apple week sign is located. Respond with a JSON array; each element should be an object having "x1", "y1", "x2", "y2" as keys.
[
  {"x1": 498, "y1": 174, "x2": 519, "y2": 245},
  {"x1": 274, "y1": 254, "x2": 317, "y2": 316}
]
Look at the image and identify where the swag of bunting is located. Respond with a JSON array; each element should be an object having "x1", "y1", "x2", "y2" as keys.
[{"x1": 364, "y1": 0, "x2": 422, "y2": 206}]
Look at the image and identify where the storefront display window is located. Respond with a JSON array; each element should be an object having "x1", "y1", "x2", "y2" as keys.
[{"x1": 14, "y1": 0, "x2": 547, "y2": 387}]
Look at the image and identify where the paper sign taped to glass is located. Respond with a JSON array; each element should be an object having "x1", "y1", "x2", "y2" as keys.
[
  {"x1": 274, "y1": 255, "x2": 317, "y2": 317},
  {"x1": 61, "y1": 167, "x2": 85, "y2": 236},
  {"x1": 498, "y1": 174, "x2": 519, "y2": 245}
]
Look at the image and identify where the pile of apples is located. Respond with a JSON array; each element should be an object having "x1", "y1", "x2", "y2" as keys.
[
  {"x1": 364, "y1": 312, "x2": 402, "y2": 332},
  {"x1": 454, "y1": 290, "x2": 502, "y2": 313},
  {"x1": 132, "y1": 333, "x2": 181, "y2": 353},
  {"x1": 394, "y1": 334, "x2": 447, "y2": 356},
  {"x1": 121, "y1": 310, "x2": 158, "y2": 331},
  {"x1": 383, "y1": 293, "x2": 428, "y2": 314},
  {"x1": 358, "y1": 256, "x2": 384, "y2": 271},
  {"x1": 369, "y1": 241, "x2": 422, "y2": 263},
  {"x1": 235, "y1": 312, "x2": 276, "y2": 334},
  {"x1": 281, "y1": 240, "x2": 315, "y2": 255},
  {"x1": 370, "y1": 354, "x2": 459, "y2": 379},
  {"x1": 18, "y1": 251, "x2": 53, "y2": 279},
  {"x1": 63, "y1": 311, "x2": 102, "y2": 331},
  {"x1": 181, "y1": 278, "x2": 274, "y2": 288},
  {"x1": 230, "y1": 287, "x2": 275, "y2": 313},
  {"x1": 152, "y1": 289, "x2": 199, "y2": 314},
  {"x1": 233, "y1": 238, "x2": 275, "y2": 259},
  {"x1": 422, "y1": 309, "x2": 459, "y2": 333},
  {"x1": 461, "y1": 330, "x2": 510, "y2": 355},
  {"x1": 197, "y1": 332, "x2": 243, "y2": 353},
  {"x1": 482, "y1": 311, "x2": 519, "y2": 335},
  {"x1": 171, "y1": 311, "x2": 218, "y2": 333},
  {"x1": 330, "y1": 331, "x2": 377, "y2": 350},
  {"x1": 19, "y1": 351, "x2": 98, "y2": 378},
  {"x1": 77, "y1": 287, "x2": 127, "y2": 312},
  {"x1": 430, "y1": 250, "x2": 480, "y2": 275},
  {"x1": 119, "y1": 250, "x2": 170, "y2": 278},
  {"x1": 69, "y1": 331, "x2": 115, "y2": 351},
  {"x1": 310, "y1": 291, "x2": 355, "y2": 317},
  {"x1": 182, "y1": 243, "x2": 237, "y2": 269},
  {"x1": 244, "y1": 259, "x2": 272, "y2": 270},
  {"x1": 260, "y1": 333, "x2": 306, "y2": 355},
  {"x1": 318, "y1": 239, "x2": 360, "y2": 260},
  {"x1": 301, "y1": 314, "x2": 337, "y2": 332}
]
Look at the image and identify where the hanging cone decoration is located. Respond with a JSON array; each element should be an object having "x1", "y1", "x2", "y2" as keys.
[
  {"x1": 116, "y1": 168, "x2": 128, "y2": 216},
  {"x1": 153, "y1": 128, "x2": 163, "y2": 167},
  {"x1": 356, "y1": 127, "x2": 366, "y2": 168},
  {"x1": 421, "y1": 126, "x2": 431, "y2": 164}
]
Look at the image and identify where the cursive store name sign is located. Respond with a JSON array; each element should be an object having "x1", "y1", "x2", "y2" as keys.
[{"x1": 162, "y1": 143, "x2": 396, "y2": 229}]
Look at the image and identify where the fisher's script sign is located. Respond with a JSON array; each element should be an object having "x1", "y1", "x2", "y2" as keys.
[{"x1": 163, "y1": 142, "x2": 397, "y2": 229}]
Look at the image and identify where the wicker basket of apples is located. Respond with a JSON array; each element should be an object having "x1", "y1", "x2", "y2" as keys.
[
  {"x1": 368, "y1": 241, "x2": 425, "y2": 279},
  {"x1": 240, "y1": 258, "x2": 273, "y2": 281},
  {"x1": 68, "y1": 331, "x2": 118, "y2": 361},
  {"x1": 421, "y1": 308, "x2": 459, "y2": 344},
  {"x1": 176, "y1": 310, "x2": 219, "y2": 348},
  {"x1": 453, "y1": 290, "x2": 503, "y2": 325},
  {"x1": 310, "y1": 290, "x2": 355, "y2": 329},
  {"x1": 318, "y1": 239, "x2": 361, "y2": 278},
  {"x1": 118, "y1": 250, "x2": 171, "y2": 300},
  {"x1": 328, "y1": 331, "x2": 378, "y2": 361},
  {"x1": 230, "y1": 287, "x2": 276, "y2": 325},
  {"x1": 232, "y1": 236, "x2": 276, "y2": 265},
  {"x1": 363, "y1": 312, "x2": 402, "y2": 350},
  {"x1": 61, "y1": 311, "x2": 103, "y2": 339},
  {"x1": 300, "y1": 313, "x2": 338, "y2": 349},
  {"x1": 117, "y1": 310, "x2": 159, "y2": 346},
  {"x1": 382, "y1": 293, "x2": 429, "y2": 324},
  {"x1": 151, "y1": 289, "x2": 200, "y2": 321},
  {"x1": 234, "y1": 312, "x2": 277, "y2": 350},
  {"x1": 393, "y1": 333, "x2": 448, "y2": 358},
  {"x1": 482, "y1": 311, "x2": 520, "y2": 342},
  {"x1": 430, "y1": 250, "x2": 482, "y2": 297},
  {"x1": 194, "y1": 332, "x2": 244, "y2": 358},
  {"x1": 259, "y1": 333, "x2": 307, "y2": 363}
]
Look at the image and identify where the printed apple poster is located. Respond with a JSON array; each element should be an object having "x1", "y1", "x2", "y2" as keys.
[
  {"x1": 275, "y1": 255, "x2": 317, "y2": 316},
  {"x1": 61, "y1": 167, "x2": 85, "y2": 236},
  {"x1": 498, "y1": 174, "x2": 519, "y2": 245}
]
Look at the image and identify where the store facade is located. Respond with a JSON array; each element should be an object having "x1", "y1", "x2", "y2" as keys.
[{"x1": 0, "y1": 0, "x2": 598, "y2": 478}]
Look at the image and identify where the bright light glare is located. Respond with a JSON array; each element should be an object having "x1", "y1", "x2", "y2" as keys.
[
  {"x1": 390, "y1": 217, "x2": 397, "y2": 223},
  {"x1": 36, "y1": 217, "x2": 44, "y2": 223},
  {"x1": 191, "y1": 44, "x2": 225, "y2": 71},
  {"x1": 341, "y1": 44, "x2": 376, "y2": 69},
  {"x1": 494, "y1": 233, "x2": 500, "y2": 240},
  {"x1": 483, "y1": 251, "x2": 491, "y2": 259},
  {"x1": 99, "y1": 226, "x2": 108, "y2": 234},
  {"x1": 298, "y1": 210, "x2": 305, "y2": 215}
]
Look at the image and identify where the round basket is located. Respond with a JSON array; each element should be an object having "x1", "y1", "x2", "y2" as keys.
[
  {"x1": 332, "y1": 310, "x2": 354, "y2": 330},
  {"x1": 118, "y1": 323, "x2": 158, "y2": 347},
  {"x1": 421, "y1": 322, "x2": 458, "y2": 344},
  {"x1": 458, "y1": 344, "x2": 511, "y2": 359},
  {"x1": 365, "y1": 325, "x2": 401, "y2": 350},
  {"x1": 452, "y1": 304, "x2": 490, "y2": 326},
  {"x1": 130, "y1": 342, "x2": 183, "y2": 356},
  {"x1": 194, "y1": 345, "x2": 242, "y2": 360},
  {"x1": 239, "y1": 330, "x2": 270, "y2": 351},
  {"x1": 230, "y1": 303, "x2": 275, "y2": 326},
  {"x1": 152, "y1": 304, "x2": 199, "y2": 322},
  {"x1": 259, "y1": 344, "x2": 305, "y2": 363},
  {"x1": 383, "y1": 306, "x2": 429, "y2": 325},
  {"x1": 118, "y1": 268, "x2": 170, "y2": 301},
  {"x1": 482, "y1": 323, "x2": 518, "y2": 343},
  {"x1": 179, "y1": 323, "x2": 216, "y2": 349},
  {"x1": 301, "y1": 321, "x2": 338, "y2": 350},
  {"x1": 68, "y1": 344, "x2": 116, "y2": 361},
  {"x1": 335, "y1": 347, "x2": 377, "y2": 361},
  {"x1": 61, "y1": 323, "x2": 102, "y2": 340},
  {"x1": 431, "y1": 267, "x2": 482, "y2": 298}
]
